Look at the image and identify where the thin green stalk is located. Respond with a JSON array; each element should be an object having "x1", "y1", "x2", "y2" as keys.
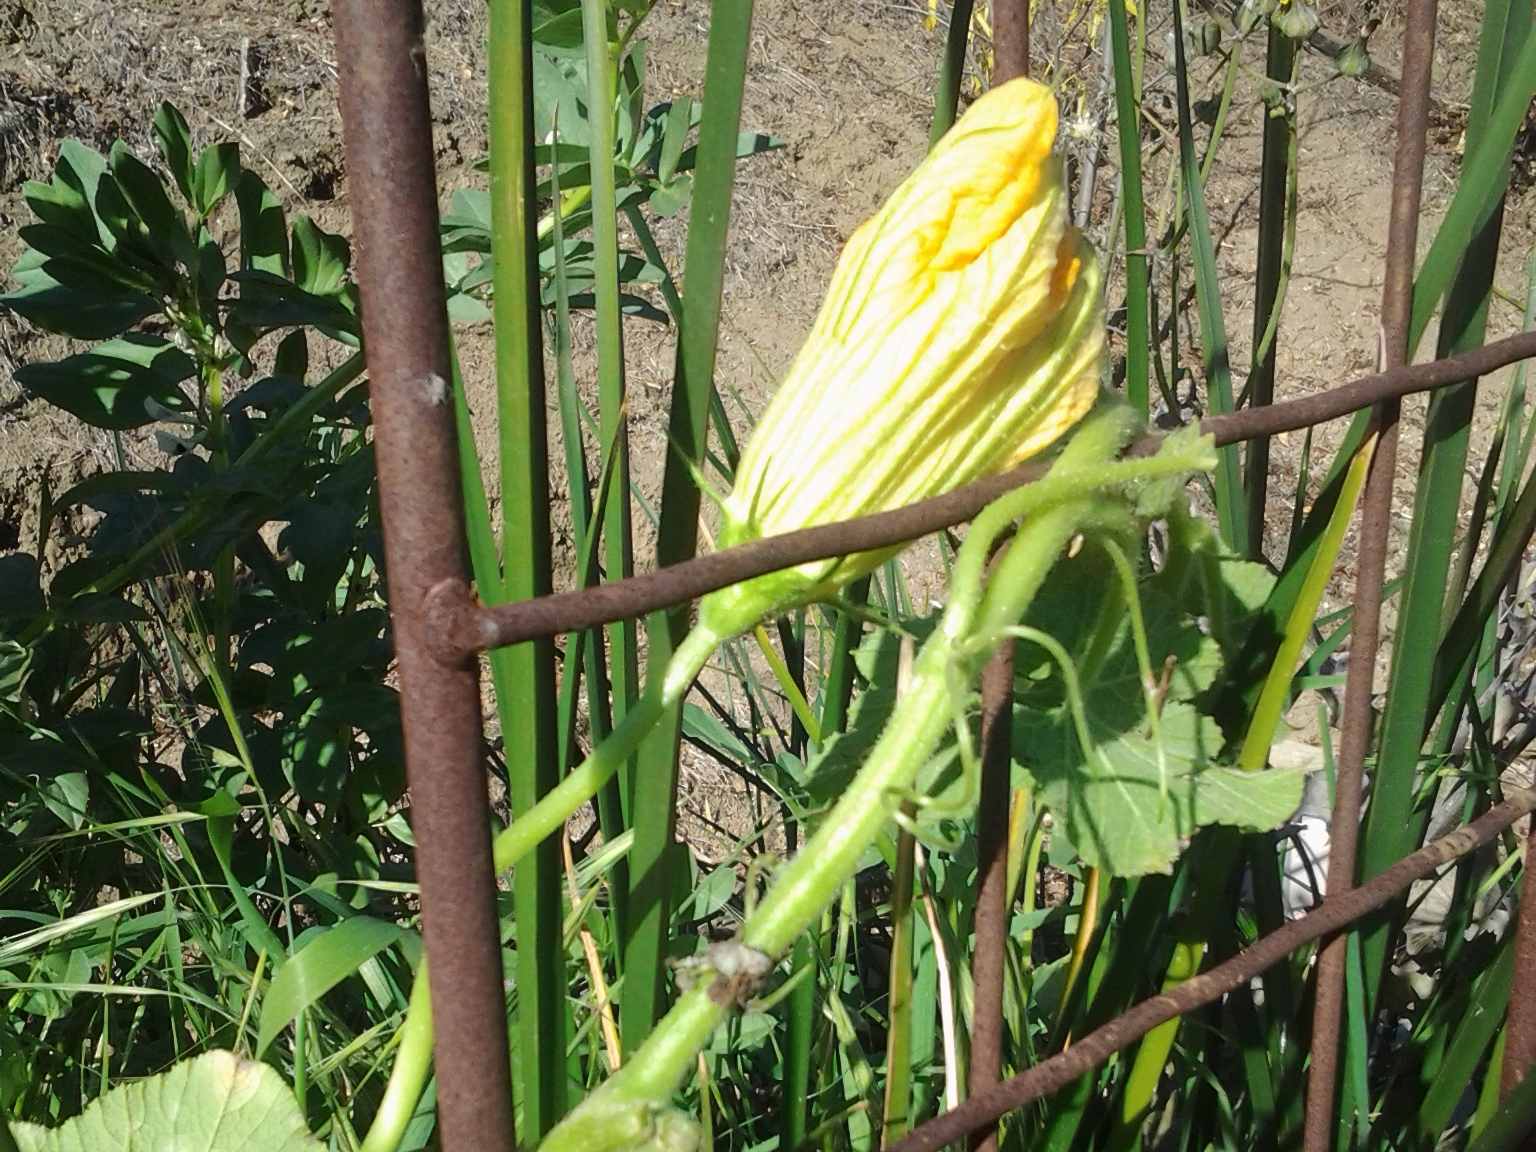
[
  {"x1": 548, "y1": 122, "x2": 625, "y2": 943},
  {"x1": 490, "y1": 0, "x2": 565, "y2": 1133},
  {"x1": 1171, "y1": 0, "x2": 1243, "y2": 550},
  {"x1": 358, "y1": 627, "x2": 719, "y2": 1152},
  {"x1": 1354, "y1": 1, "x2": 1533, "y2": 1034},
  {"x1": 1110, "y1": 832, "x2": 1241, "y2": 1152},
  {"x1": 782, "y1": 932, "x2": 818, "y2": 1151},
  {"x1": 1243, "y1": 27, "x2": 1297, "y2": 558},
  {"x1": 881, "y1": 822, "x2": 918, "y2": 1145},
  {"x1": 621, "y1": 0, "x2": 755, "y2": 1052},
  {"x1": 358, "y1": 978, "x2": 433, "y2": 1152},
  {"x1": 930, "y1": 0, "x2": 976, "y2": 144},
  {"x1": 1106, "y1": 0, "x2": 1149, "y2": 414},
  {"x1": 581, "y1": 0, "x2": 643, "y2": 824},
  {"x1": 539, "y1": 414, "x2": 1215, "y2": 1143}
]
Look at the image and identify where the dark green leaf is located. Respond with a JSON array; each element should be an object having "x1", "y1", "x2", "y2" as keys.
[
  {"x1": 15, "y1": 336, "x2": 196, "y2": 429},
  {"x1": 289, "y1": 215, "x2": 350, "y2": 297},
  {"x1": 235, "y1": 170, "x2": 289, "y2": 276},
  {"x1": 108, "y1": 142, "x2": 197, "y2": 269},
  {"x1": 192, "y1": 142, "x2": 240, "y2": 217},
  {"x1": 1, "y1": 250, "x2": 158, "y2": 340},
  {"x1": 152, "y1": 102, "x2": 197, "y2": 204}
]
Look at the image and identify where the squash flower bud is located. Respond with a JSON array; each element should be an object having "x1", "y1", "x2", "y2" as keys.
[{"x1": 698, "y1": 77, "x2": 1105, "y2": 640}]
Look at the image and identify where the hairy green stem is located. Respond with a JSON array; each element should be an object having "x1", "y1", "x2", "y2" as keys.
[
  {"x1": 359, "y1": 977, "x2": 433, "y2": 1152},
  {"x1": 538, "y1": 412, "x2": 1216, "y2": 1144},
  {"x1": 356, "y1": 625, "x2": 718, "y2": 1152}
]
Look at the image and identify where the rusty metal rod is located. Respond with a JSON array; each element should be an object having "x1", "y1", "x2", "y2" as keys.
[
  {"x1": 968, "y1": 13, "x2": 1029, "y2": 1149},
  {"x1": 431, "y1": 330, "x2": 1536, "y2": 656},
  {"x1": 1503, "y1": 826, "x2": 1536, "y2": 1099},
  {"x1": 1304, "y1": 8, "x2": 1438, "y2": 1149},
  {"x1": 331, "y1": 5, "x2": 515, "y2": 1152},
  {"x1": 883, "y1": 788, "x2": 1536, "y2": 1152},
  {"x1": 994, "y1": 0, "x2": 1030, "y2": 89},
  {"x1": 969, "y1": 643, "x2": 1015, "y2": 1152}
]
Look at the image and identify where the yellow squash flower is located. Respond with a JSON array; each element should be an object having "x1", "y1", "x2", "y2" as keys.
[{"x1": 698, "y1": 77, "x2": 1105, "y2": 640}]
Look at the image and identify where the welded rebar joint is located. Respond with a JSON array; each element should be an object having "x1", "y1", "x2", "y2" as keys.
[{"x1": 422, "y1": 577, "x2": 495, "y2": 662}]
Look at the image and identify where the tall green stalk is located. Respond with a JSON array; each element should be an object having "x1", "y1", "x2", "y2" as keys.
[
  {"x1": 620, "y1": 0, "x2": 756, "y2": 1052},
  {"x1": 1106, "y1": 0, "x2": 1149, "y2": 414},
  {"x1": 538, "y1": 413, "x2": 1216, "y2": 1149},
  {"x1": 930, "y1": 0, "x2": 975, "y2": 144},
  {"x1": 583, "y1": 0, "x2": 643, "y2": 824},
  {"x1": 1353, "y1": 0, "x2": 1532, "y2": 1032},
  {"x1": 1242, "y1": 25, "x2": 1297, "y2": 558},
  {"x1": 1170, "y1": 0, "x2": 1244, "y2": 551},
  {"x1": 489, "y1": 0, "x2": 566, "y2": 1134}
]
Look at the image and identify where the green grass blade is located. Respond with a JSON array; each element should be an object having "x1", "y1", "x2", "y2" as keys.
[
  {"x1": 930, "y1": 0, "x2": 975, "y2": 144},
  {"x1": 489, "y1": 0, "x2": 567, "y2": 1132},
  {"x1": 1355, "y1": 1, "x2": 1532, "y2": 1022},
  {"x1": 1170, "y1": 1, "x2": 1244, "y2": 550},
  {"x1": 1417, "y1": 935, "x2": 1515, "y2": 1138},
  {"x1": 1465, "y1": 1063, "x2": 1536, "y2": 1152},
  {"x1": 621, "y1": 0, "x2": 755, "y2": 1051},
  {"x1": 578, "y1": 0, "x2": 643, "y2": 823},
  {"x1": 880, "y1": 828, "x2": 918, "y2": 1144},
  {"x1": 782, "y1": 932, "x2": 819, "y2": 1150},
  {"x1": 1407, "y1": 30, "x2": 1536, "y2": 356},
  {"x1": 1243, "y1": 27, "x2": 1297, "y2": 558},
  {"x1": 1106, "y1": 0, "x2": 1149, "y2": 414}
]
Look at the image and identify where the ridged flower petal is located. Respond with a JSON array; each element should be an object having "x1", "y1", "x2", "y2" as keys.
[{"x1": 700, "y1": 78, "x2": 1106, "y2": 638}]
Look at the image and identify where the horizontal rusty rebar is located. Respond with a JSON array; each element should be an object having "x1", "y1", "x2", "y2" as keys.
[
  {"x1": 884, "y1": 788, "x2": 1536, "y2": 1152},
  {"x1": 429, "y1": 330, "x2": 1536, "y2": 655}
]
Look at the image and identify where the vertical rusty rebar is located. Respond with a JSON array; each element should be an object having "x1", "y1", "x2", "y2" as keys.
[
  {"x1": 332, "y1": 6, "x2": 515, "y2": 1152},
  {"x1": 993, "y1": 0, "x2": 1030, "y2": 88},
  {"x1": 970, "y1": 643, "x2": 1014, "y2": 1152},
  {"x1": 1304, "y1": 8, "x2": 1439, "y2": 1150},
  {"x1": 1502, "y1": 828, "x2": 1536, "y2": 1099},
  {"x1": 968, "y1": 8, "x2": 1028, "y2": 1148}
]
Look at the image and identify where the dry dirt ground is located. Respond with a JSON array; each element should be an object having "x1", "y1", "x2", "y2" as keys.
[{"x1": 0, "y1": 2, "x2": 1532, "y2": 846}]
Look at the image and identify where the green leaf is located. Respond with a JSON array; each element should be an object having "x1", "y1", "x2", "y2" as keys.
[
  {"x1": 152, "y1": 102, "x2": 197, "y2": 204},
  {"x1": 107, "y1": 141, "x2": 196, "y2": 269},
  {"x1": 192, "y1": 142, "x2": 241, "y2": 217},
  {"x1": 14, "y1": 336, "x2": 195, "y2": 429},
  {"x1": 1013, "y1": 544, "x2": 1303, "y2": 875},
  {"x1": 18, "y1": 223, "x2": 159, "y2": 295},
  {"x1": 680, "y1": 862, "x2": 737, "y2": 922},
  {"x1": 12, "y1": 1050, "x2": 323, "y2": 1151},
  {"x1": 235, "y1": 171, "x2": 289, "y2": 276},
  {"x1": 0, "y1": 250, "x2": 158, "y2": 341},
  {"x1": 22, "y1": 140, "x2": 108, "y2": 243},
  {"x1": 289, "y1": 215, "x2": 350, "y2": 297},
  {"x1": 257, "y1": 917, "x2": 405, "y2": 1056}
]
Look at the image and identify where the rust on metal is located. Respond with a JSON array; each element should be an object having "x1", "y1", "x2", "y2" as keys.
[
  {"x1": 446, "y1": 332, "x2": 1536, "y2": 656},
  {"x1": 1304, "y1": 6, "x2": 1438, "y2": 1149},
  {"x1": 967, "y1": 17, "x2": 1028, "y2": 1148},
  {"x1": 969, "y1": 642, "x2": 1015, "y2": 1152},
  {"x1": 331, "y1": 5, "x2": 515, "y2": 1151},
  {"x1": 993, "y1": 0, "x2": 1030, "y2": 88},
  {"x1": 886, "y1": 789, "x2": 1536, "y2": 1152},
  {"x1": 1503, "y1": 827, "x2": 1536, "y2": 1098}
]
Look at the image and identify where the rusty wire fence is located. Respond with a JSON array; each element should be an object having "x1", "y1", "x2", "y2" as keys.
[{"x1": 327, "y1": 3, "x2": 1536, "y2": 1151}]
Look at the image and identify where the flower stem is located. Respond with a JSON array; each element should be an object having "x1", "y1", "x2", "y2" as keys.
[
  {"x1": 537, "y1": 412, "x2": 1216, "y2": 1143},
  {"x1": 356, "y1": 625, "x2": 719, "y2": 1152}
]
